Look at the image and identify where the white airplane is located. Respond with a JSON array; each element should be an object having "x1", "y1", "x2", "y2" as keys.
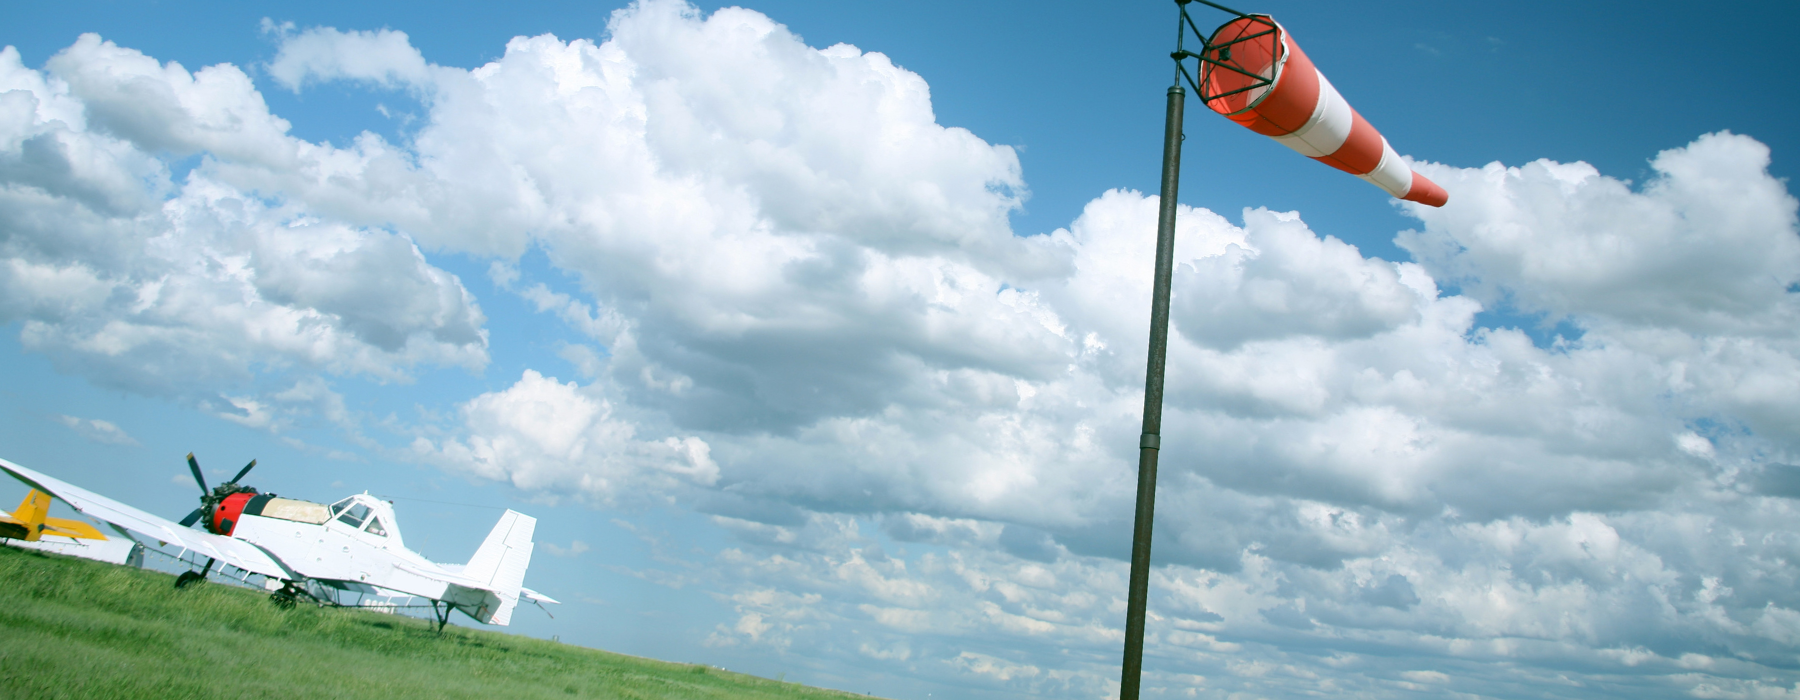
[{"x1": 0, "y1": 455, "x2": 557, "y2": 631}]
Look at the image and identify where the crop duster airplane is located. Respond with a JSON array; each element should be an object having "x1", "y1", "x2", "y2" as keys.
[
  {"x1": 0, "y1": 455, "x2": 557, "y2": 631},
  {"x1": 1, "y1": 487, "x2": 142, "y2": 564},
  {"x1": 2, "y1": 488, "x2": 109, "y2": 543}
]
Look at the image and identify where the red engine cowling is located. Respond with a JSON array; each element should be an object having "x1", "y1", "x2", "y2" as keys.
[{"x1": 211, "y1": 492, "x2": 256, "y2": 536}]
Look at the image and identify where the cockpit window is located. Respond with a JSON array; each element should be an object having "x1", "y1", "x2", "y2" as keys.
[
  {"x1": 336, "y1": 503, "x2": 371, "y2": 528},
  {"x1": 364, "y1": 517, "x2": 387, "y2": 537},
  {"x1": 329, "y1": 498, "x2": 353, "y2": 516}
]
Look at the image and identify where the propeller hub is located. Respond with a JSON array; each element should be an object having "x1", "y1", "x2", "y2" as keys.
[{"x1": 181, "y1": 454, "x2": 261, "y2": 534}]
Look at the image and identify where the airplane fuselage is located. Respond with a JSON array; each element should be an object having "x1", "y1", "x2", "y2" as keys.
[{"x1": 218, "y1": 493, "x2": 505, "y2": 617}]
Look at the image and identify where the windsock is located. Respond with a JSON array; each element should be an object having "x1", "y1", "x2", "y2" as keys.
[{"x1": 1199, "y1": 16, "x2": 1448, "y2": 207}]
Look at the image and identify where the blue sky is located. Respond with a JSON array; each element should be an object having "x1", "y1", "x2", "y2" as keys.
[{"x1": 4, "y1": 1, "x2": 1800, "y2": 698}]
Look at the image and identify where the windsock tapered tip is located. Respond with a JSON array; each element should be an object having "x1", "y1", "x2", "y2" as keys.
[{"x1": 1402, "y1": 171, "x2": 1448, "y2": 207}]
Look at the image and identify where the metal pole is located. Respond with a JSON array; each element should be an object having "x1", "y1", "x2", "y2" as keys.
[{"x1": 1120, "y1": 82, "x2": 1185, "y2": 700}]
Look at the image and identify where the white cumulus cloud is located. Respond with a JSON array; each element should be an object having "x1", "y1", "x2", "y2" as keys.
[
  {"x1": 54, "y1": 414, "x2": 139, "y2": 446},
  {"x1": 412, "y1": 369, "x2": 718, "y2": 502},
  {"x1": 0, "y1": 40, "x2": 489, "y2": 400},
  {"x1": 264, "y1": 23, "x2": 435, "y2": 93}
]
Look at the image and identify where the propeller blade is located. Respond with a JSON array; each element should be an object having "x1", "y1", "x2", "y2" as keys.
[
  {"x1": 226, "y1": 459, "x2": 257, "y2": 486},
  {"x1": 185, "y1": 453, "x2": 209, "y2": 493},
  {"x1": 178, "y1": 508, "x2": 205, "y2": 527}
]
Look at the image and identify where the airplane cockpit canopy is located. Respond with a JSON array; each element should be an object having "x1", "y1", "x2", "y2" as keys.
[{"x1": 328, "y1": 494, "x2": 405, "y2": 547}]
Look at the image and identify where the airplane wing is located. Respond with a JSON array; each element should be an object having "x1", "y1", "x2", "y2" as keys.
[{"x1": 0, "y1": 457, "x2": 294, "y2": 580}]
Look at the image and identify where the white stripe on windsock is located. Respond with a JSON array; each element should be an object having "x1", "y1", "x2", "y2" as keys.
[
  {"x1": 1270, "y1": 70, "x2": 1353, "y2": 158},
  {"x1": 1356, "y1": 138, "x2": 1414, "y2": 199}
]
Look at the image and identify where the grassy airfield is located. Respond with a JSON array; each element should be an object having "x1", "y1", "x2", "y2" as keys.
[{"x1": 0, "y1": 545, "x2": 879, "y2": 700}]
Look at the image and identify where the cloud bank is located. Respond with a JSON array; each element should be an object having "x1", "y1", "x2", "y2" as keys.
[
  {"x1": 4, "y1": 1, "x2": 1799, "y2": 697},
  {"x1": 0, "y1": 39, "x2": 488, "y2": 403}
]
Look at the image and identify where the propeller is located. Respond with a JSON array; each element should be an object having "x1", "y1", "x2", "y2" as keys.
[{"x1": 177, "y1": 452, "x2": 260, "y2": 532}]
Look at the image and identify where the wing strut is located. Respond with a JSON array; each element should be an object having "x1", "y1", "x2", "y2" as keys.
[{"x1": 528, "y1": 597, "x2": 555, "y2": 620}]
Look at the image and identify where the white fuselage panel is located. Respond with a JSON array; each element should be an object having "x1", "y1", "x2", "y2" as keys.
[{"x1": 231, "y1": 513, "x2": 451, "y2": 600}]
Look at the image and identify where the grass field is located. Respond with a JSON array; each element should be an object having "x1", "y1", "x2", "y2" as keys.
[{"x1": 0, "y1": 544, "x2": 883, "y2": 700}]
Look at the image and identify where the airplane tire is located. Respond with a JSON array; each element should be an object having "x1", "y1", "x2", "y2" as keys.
[
  {"x1": 174, "y1": 570, "x2": 205, "y2": 589},
  {"x1": 269, "y1": 591, "x2": 297, "y2": 609}
]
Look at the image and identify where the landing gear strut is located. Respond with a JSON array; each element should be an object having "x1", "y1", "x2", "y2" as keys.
[
  {"x1": 174, "y1": 558, "x2": 215, "y2": 589},
  {"x1": 267, "y1": 580, "x2": 321, "y2": 610},
  {"x1": 269, "y1": 581, "x2": 300, "y2": 609},
  {"x1": 431, "y1": 600, "x2": 451, "y2": 633}
]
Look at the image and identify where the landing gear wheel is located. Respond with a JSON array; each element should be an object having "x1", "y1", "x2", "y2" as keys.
[
  {"x1": 268, "y1": 581, "x2": 312, "y2": 610},
  {"x1": 174, "y1": 570, "x2": 205, "y2": 589}
]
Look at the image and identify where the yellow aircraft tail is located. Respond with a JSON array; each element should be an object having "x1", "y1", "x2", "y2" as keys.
[{"x1": 1, "y1": 489, "x2": 108, "y2": 542}]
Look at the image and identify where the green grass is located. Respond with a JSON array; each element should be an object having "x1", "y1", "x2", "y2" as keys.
[{"x1": 0, "y1": 545, "x2": 879, "y2": 700}]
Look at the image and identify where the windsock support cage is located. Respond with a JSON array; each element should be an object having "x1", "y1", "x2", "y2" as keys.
[{"x1": 1170, "y1": 0, "x2": 1279, "y2": 106}]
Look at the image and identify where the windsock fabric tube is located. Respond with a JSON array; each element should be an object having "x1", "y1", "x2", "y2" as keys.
[{"x1": 1199, "y1": 16, "x2": 1448, "y2": 207}]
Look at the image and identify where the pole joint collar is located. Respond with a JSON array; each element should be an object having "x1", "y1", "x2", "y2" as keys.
[{"x1": 1140, "y1": 433, "x2": 1161, "y2": 450}]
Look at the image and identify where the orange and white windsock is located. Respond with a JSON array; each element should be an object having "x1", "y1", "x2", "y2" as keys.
[{"x1": 1200, "y1": 16, "x2": 1448, "y2": 207}]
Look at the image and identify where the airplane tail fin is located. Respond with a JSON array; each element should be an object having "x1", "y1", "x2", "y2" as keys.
[
  {"x1": 461, "y1": 509, "x2": 536, "y2": 625},
  {"x1": 14, "y1": 490, "x2": 50, "y2": 526}
]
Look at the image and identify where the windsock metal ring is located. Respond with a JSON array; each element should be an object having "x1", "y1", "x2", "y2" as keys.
[{"x1": 1196, "y1": 15, "x2": 1448, "y2": 207}]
